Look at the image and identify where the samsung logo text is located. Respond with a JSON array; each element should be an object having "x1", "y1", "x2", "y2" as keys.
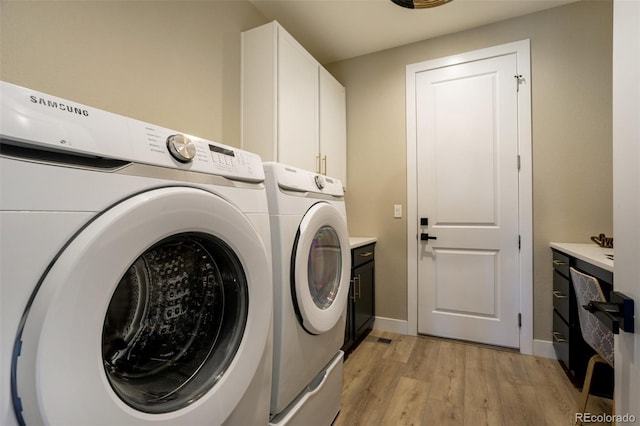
[{"x1": 29, "y1": 96, "x2": 89, "y2": 117}]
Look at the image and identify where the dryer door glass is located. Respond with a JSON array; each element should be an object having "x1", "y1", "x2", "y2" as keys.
[
  {"x1": 308, "y1": 225, "x2": 342, "y2": 309},
  {"x1": 293, "y1": 202, "x2": 350, "y2": 335},
  {"x1": 102, "y1": 232, "x2": 248, "y2": 414}
]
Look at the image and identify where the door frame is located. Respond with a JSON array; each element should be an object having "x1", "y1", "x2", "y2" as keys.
[{"x1": 405, "y1": 40, "x2": 533, "y2": 354}]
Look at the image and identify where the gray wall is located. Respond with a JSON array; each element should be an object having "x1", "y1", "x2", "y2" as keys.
[
  {"x1": 0, "y1": 1, "x2": 268, "y2": 146},
  {"x1": 326, "y1": 0, "x2": 613, "y2": 340},
  {"x1": 1, "y1": 0, "x2": 613, "y2": 342}
]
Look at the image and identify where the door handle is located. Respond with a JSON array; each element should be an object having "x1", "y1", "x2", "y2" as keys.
[{"x1": 420, "y1": 233, "x2": 437, "y2": 242}]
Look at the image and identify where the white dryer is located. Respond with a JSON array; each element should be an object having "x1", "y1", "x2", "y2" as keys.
[
  {"x1": 263, "y1": 162, "x2": 350, "y2": 426},
  {"x1": 0, "y1": 81, "x2": 273, "y2": 426}
]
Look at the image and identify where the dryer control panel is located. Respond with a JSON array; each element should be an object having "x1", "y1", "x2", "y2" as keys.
[
  {"x1": 0, "y1": 81, "x2": 264, "y2": 183},
  {"x1": 266, "y1": 162, "x2": 344, "y2": 197}
]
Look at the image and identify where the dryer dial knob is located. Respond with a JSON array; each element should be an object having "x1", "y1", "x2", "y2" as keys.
[
  {"x1": 167, "y1": 134, "x2": 196, "y2": 163},
  {"x1": 314, "y1": 174, "x2": 325, "y2": 190}
]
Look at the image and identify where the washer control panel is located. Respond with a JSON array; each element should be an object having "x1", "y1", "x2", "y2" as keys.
[
  {"x1": 130, "y1": 122, "x2": 263, "y2": 182},
  {"x1": 0, "y1": 81, "x2": 265, "y2": 183}
]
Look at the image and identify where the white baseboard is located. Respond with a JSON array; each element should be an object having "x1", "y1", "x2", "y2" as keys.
[
  {"x1": 372, "y1": 316, "x2": 409, "y2": 335},
  {"x1": 533, "y1": 339, "x2": 556, "y2": 359},
  {"x1": 373, "y1": 319, "x2": 557, "y2": 360}
]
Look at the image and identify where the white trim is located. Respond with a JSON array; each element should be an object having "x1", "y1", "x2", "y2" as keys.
[
  {"x1": 406, "y1": 39, "x2": 533, "y2": 355},
  {"x1": 533, "y1": 339, "x2": 557, "y2": 360},
  {"x1": 372, "y1": 316, "x2": 409, "y2": 335}
]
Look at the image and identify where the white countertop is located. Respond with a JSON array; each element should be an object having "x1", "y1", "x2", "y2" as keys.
[
  {"x1": 349, "y1": 237, "x2": 377, "y2": 249},
  {"x1": 550, "y1": 242, "x2": 614, "y2": 272}
]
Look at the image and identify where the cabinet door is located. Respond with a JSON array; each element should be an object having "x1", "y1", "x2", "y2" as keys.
[
  {"x1": 319, "y1": 68, "x2": 347, "y2": 186},
  {"x1": 353, "y1": 260, "x2": 375, "y2": 338},
  {"x1": 342, "y1": 283, "x2": 355, "y2": 352},
  {"x1": 277, "y1": 28, "x2": 319, "y2": 173}
]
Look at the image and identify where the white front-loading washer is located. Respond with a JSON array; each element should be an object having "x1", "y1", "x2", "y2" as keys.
[
  {"x1": 0, "y1": 81, "x2": 273, "y2": 426},
  {"x1": 263, "y1": 162, "x2": 350, "y2": 426}
]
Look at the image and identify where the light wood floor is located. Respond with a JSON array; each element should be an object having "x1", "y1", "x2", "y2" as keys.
[{"x1": 334, "y1": 331, "x2": 613, "y2": 426}]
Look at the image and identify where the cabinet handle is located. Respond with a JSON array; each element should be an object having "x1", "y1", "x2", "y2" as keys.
[
  {"x1": 552, "y1": 291, "x2": 568, "y2": 299},
  {"x1": 552, "y1": 331, "x2": 567, "y2": 343},
  {"x1": 322, "y1": 155, "x2": 327, "y2": 175},
  {"x1": 358, "y1": 252, "x2": 373, "y2": 258},
  {"x1": 316, "y1": 155, "x2": 321, "y2": 174},
  {"x1": 354, "y1": 275, "x2": 361, "y2": 299},
  {"x1": 350, "y1": 278, "x2": 356, "y2": 301},
  {"x1": 553, "y1": 260, "x2": 567, "y2": 266}
]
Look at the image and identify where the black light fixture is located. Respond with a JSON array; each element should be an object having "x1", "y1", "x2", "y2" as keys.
[{"x1": 391, "y1": 0, "x2": 452, "y2": 9}]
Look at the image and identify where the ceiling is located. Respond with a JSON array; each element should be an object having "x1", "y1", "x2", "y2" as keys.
[{"x1": 249, "y1": 0, "x2": 580, "y2": 64}]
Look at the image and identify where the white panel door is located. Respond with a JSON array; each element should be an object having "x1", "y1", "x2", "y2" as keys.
[
  {"x1": 612, "y1": 0, "x2": 640, "y2": 418},
  {"x1": 416, "y1": 53, "x2": 520, "y2": 348},
  {"x1": 277, "y1": 28, "x2": 319, "y2": 173}
]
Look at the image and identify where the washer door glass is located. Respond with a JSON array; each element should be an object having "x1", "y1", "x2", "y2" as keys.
[
  {"x1": 308, "y1": 226, "x2": 342, "y2": 309},
  {"x1": 12, "y1": 187, "x2": 272, "y2": 425},
  {"x1": 102, "y1": 232, "x2": 247, "y2": 414}
]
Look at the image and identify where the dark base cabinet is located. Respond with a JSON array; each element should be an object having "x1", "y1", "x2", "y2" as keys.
[
  {"x1": 343, "y1": 242, "x2": 375, "y2": 356},
  {"x1": 551, "y1": 249, "x2": 614, "y2": 399}
]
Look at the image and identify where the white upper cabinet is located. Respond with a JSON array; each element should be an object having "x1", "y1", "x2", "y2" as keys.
[
  {"x1": 241, "y1": 21, "x2": 347, "y2": 187},
  {"x1": 319, "y1": 68, "x2": 347, "y2": 186},
  {"x1": 277, "y1": 27, "x2": 319, "y2": 174}
]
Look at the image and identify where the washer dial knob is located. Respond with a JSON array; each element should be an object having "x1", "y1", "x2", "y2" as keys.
[
  {"x1": 314, "y1": 174, "x2": 325, "y2": 190},
  {"x1": 167, "y1": 134, "x2": 196, "y2": 163}
]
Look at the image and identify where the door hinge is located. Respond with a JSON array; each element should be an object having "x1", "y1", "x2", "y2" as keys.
[
  {"x1": 517, "y1": 155, "x2": 521, "y2": 171},
  {"x1": 518, "y1": 313, "x2": 522, "y2": 328},
  {"x1": 515, "y1": 74, "x2": 525, "y2": 92}
]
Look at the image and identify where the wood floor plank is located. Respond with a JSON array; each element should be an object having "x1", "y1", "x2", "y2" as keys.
[
  {"x1": 380, "y1": 376, "x2": 431, "y2": 426},
  {"x1": 423, "y1": 399, "x2": 464, "y2": 426},
  {"x1": 335, "y1": 332, "x2": 613, "y2": 426},
  {"x1": 463, "y1": 346, "x2": 502, "y2": 416},
  {"x1": 338, "y1": 342, "x2": 393, "y2": 423},
  {"x1": 427, "y1": 341, "x2": 466, "y2": 407},
  {"x1": 337, "y1": 336, "x2": 406, "y2": 425},
  {"x1": 498, "y1": 381, "x2": 548, "y2": 426},
  {"x1": 341, "y1": 340, "x2": 385, "y2": 396},
  {"x1": 463, "y1": 403, "x2": 505, "y2": 426},
  {"x1": 522, "y1": 355, "x2": 579, "y2": 426},
  {"x1": 493, "y1": 348, "x2": 530, "y2": 385},
  {"x1": 381, "y1": 332, "x2": 417, "y2": 363},
  {"x1": 400, "y1": 334, "x2": 440, "y2": 384}
]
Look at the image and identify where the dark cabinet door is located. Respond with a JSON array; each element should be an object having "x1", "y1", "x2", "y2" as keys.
[
  {"x1": 550, "y1": 248, "x2": 614, "y2": 399},
  {"x1": 343, "y1": 242, "x2": 376, "y2": 355},
  {"x1": 353, "y1": 260, "x2": 374, "y2": 338},
  {"x1": 343, "y1": 283, "x2": 354, "y2": 351}
]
